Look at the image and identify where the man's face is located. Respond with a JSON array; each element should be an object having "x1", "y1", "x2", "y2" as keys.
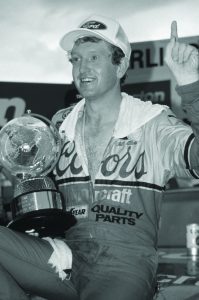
[{"x1": 70, "y1": 40, "x2": 119, "y2": 100}]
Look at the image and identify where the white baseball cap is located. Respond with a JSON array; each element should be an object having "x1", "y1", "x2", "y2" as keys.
[{"x1": 60, "y1": 14, "x2": 131, "y2": 61}]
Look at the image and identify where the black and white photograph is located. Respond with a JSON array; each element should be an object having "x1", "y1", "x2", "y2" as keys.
[{"x1": 0, "y1": 0, "x2": 199, "y2": 299}]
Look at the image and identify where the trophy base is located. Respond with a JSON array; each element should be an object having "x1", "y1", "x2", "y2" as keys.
[{"x1": 7, "y1": 209, "x2": 76, "y2": 238}]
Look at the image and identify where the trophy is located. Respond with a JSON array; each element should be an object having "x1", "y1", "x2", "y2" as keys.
[{"x1": 0, "y1": 111, "x2": 76, "y2": 237}]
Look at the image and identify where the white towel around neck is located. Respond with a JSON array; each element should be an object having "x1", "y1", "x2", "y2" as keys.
[{"x1": 59, "y1": 92, "x2": 168, "y2": 140}]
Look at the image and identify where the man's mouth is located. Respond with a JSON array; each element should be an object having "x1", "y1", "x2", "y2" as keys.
[{"x1": 80, "y1": 77, "x2": 95, "y2": 84}]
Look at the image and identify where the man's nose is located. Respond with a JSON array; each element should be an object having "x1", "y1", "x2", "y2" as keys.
[{"x1": 79, "y1": 58, "x2": 90, "y2": 72}]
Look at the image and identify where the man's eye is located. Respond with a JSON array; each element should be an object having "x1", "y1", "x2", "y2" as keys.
[
  {"x1": 69, "y1": 57, "x2": 80, "y2": 64},
  {"x1": 90, "y1": 55, "x2": 99, "y2": 62}
]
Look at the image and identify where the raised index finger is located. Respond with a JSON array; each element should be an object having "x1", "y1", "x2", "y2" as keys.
[{"x1": 170, "y1": 20, "x2": 178, "y2": 42}]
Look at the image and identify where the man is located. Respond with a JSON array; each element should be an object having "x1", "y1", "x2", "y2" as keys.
[{"x1": 0, "y1": 14, "x2": 199, "y2": 300}]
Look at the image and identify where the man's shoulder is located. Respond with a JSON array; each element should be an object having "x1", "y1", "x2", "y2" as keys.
[
  {"x1": 52, "y1": 105, "x2": 75, "y2": 130},
  {"x1": 152, "y1": 106, "x2": 189, "y2": 127}
]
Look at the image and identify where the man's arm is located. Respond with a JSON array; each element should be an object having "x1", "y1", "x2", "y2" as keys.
[
  {"x1": 165, "y1": 21, "x2": 199, "y2": 170},
  {"x1": 177, "y1": 81, "x2": 199, "y2": 169}
]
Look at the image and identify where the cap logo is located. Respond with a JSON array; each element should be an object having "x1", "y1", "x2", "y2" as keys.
[{"x1": 80, "y1": 20, "x2": 107, "y2": 30}]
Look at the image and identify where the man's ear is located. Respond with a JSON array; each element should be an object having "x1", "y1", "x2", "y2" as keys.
[{"x1": 116, "y1": 57, "x2": 129, "y2": 79}]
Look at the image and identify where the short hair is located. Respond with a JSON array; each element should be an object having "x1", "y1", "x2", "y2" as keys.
[{"x1": 72, "y1": 36, "x2": 127, "y2": 84}]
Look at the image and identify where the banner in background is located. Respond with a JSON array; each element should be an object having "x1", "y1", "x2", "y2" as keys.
[
  {"x1": 0, "y1": 82, "x2": 72, "y2": 129},
  {"x1": 122, "y1": 80, "x2": 171, "y2": 107}
]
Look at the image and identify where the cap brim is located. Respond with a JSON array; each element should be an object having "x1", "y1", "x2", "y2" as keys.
[{"x1": 60, "y1": 28, "x2": 117, "y2": 52}]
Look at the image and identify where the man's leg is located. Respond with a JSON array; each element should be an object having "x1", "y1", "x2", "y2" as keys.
[
  {"x1": 79, "y1": 267, "x2": 155, "y2": 300},
  {"x1": 74, "y1": 241, "x2": 157, "y2": 300},
  {"x1": 0, "y1": 226, "x2": 79, "y2": 300},
  {"x1": 0, "y1": 263, "x2": 30, "y2": 300}
]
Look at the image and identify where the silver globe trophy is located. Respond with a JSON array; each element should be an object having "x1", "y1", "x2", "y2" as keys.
[{"x1": 0, "y1": 111, "x2": 75, "y2": 237}]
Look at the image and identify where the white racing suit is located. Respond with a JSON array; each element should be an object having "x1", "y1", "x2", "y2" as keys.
[{"x1": 51, "y1": 82, "x2": 199, "y2": 300}]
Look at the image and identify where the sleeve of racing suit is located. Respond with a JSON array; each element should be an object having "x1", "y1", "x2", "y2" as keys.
[{"x1": 176, "y1": 80, "x2": 199, "y2": 174}]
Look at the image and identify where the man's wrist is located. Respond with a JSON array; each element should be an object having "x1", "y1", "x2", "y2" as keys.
[
  {"x1": 175, "y1": 73, "x2": 199, "y2": 86},
  {"x1": 176, "y1": 80, "x2": 199, "y2": 104}
]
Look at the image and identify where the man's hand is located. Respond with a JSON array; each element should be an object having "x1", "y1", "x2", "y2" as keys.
[{"x1": 164, "y1": 21, "x2": 199, "y2": 86}]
